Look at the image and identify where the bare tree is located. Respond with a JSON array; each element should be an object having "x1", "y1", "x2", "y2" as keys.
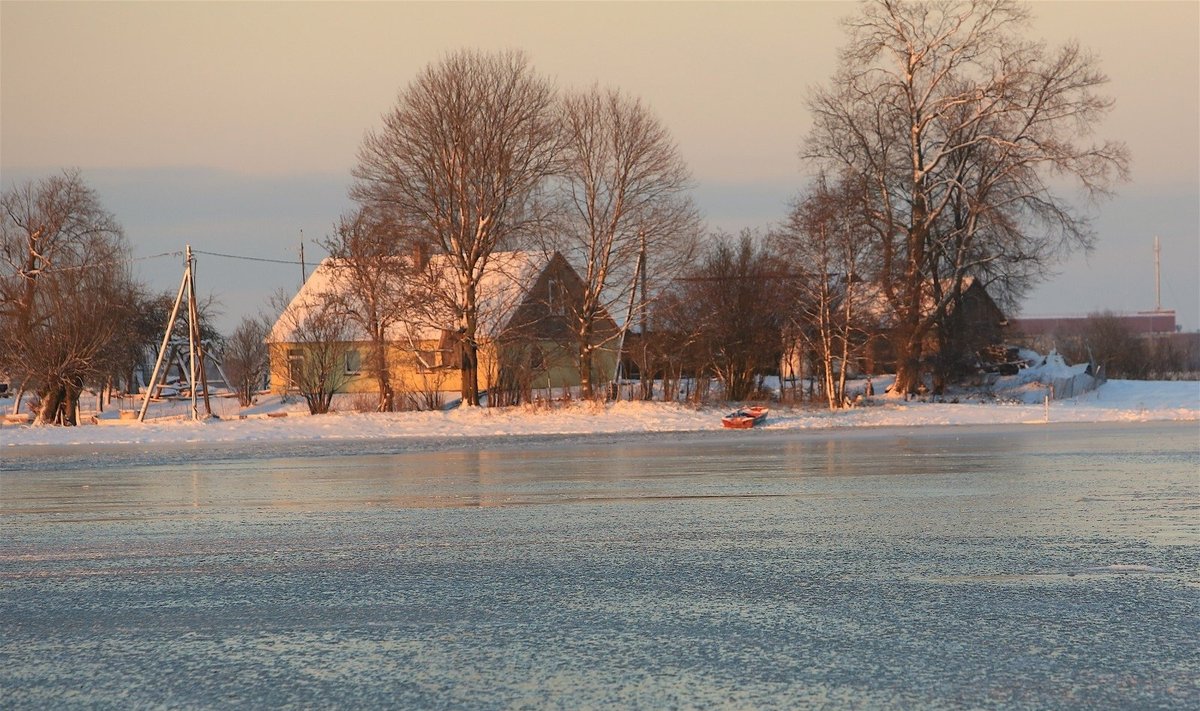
[
  {"x1": 671, "y1": 232, "x2": 786, "y2": 402},
  {"x1": 352, "y1": 49, "x2": 561, "y2": 406},
  {"x1": 772, "y1": 175, "x2": 879, "y2": 409},
  {"x1": 104, "y1": 286, "x2": 172, "y2": 397},
  {"x1": 0, "y1": 170, "x2": 134, "y2": 424},
  {"x1": 552, "y1": 85, "x2": 700, "y2": 398},
  {"x1": 222, "y1": 316, "x2": 271, "y2": 408},
  {"x1": 805, "y1": 0, "x2": 1129, "y2": 395},
  {"x1": 270, "y1": 289, "x2": 352, "y2": 415},
  {"x1": 319, "y1": 208, "x2": 414, "y2": 411},
  {"x1": 1060, "y1": 311, "x2": 1145, "y2": 380}
]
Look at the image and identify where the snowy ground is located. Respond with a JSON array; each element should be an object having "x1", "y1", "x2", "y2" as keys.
[{"x1": 1, "y1": 378, "x2": 1196, "y2": 448}]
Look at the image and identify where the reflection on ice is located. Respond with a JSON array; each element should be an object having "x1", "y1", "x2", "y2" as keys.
[{"x1": 2, "y1": 421, "x2": 1197, "y2": 708}]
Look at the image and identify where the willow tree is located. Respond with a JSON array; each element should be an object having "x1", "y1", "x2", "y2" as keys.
[
  {"x1": 805, "y1": 0, "x2": 1129, "y2": 394},
  {"x1": 553, "y1": 86, "x2": 699, "y2": 399},
  {"x1": 352, "y1": 49, "x2": 560, "y2": 406},
  {"x1": 0, "y1": 169, "x2": 134, "y2": 424}
]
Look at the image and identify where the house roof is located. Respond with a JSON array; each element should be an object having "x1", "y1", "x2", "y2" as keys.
[
  {"x1": 842, "y1": 276, "x2": 1000, "y2": 326},
  {"x1": 268, "y1": 251, "x2": 554, "y2": 344}
]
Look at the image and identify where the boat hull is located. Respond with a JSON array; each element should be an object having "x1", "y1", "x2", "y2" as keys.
[{"x1": 721, "y1": 407, "x2": 768, "y2": 429}]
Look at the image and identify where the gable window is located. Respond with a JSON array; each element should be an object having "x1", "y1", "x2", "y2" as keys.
[
  {"x1": 344, "y1": 349, "x2": 362, "y2": 375},
  {"x1": 548, "y1": 276, "x2": 563, "y2": 315}
]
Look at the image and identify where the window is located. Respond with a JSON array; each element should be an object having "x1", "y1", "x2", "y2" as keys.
[
  {"x1": 287, "y1": 349, "x2": 304, "y2": 389},
  {"x1": 437, "y1": 329, "x2": 463, "y2": 370},
  {"x1": 416, "y1": 350, "x2": 438, "y2": 373},
  {"x1": 345, "y1": 349, "x2": 362, "y2": 375}
]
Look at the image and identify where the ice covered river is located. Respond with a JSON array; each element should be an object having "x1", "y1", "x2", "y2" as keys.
[{"x1": 2, "y1": 421, "x2": 1197, "y2": 708}]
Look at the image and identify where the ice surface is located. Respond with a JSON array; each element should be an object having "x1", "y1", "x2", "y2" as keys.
[{"x1": 2, "y1": 422, "x2": 1197, "y2": 708}]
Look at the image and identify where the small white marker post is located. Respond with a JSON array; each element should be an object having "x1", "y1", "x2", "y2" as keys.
[{"x1": 1044, "y1": 393, "x2": 1050, "y2": 423}]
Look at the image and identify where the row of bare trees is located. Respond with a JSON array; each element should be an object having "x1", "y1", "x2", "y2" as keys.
[
  {"x1": 4, "y1": 1, "x2": 1129, "y2": 420},
  {"x1": 339, "y1": 0, "x2": 1126, "y2": 408},
  {"x1": 349, "y1": 49, "x2": 700, "y2": 408}
]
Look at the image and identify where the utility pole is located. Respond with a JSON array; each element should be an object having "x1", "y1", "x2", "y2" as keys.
[
  {"x1": 187, "y1": 245, "x2": 213, "y2": 418},
  {"x1": 639, "y1": 230, "x2": 648, "y2": 335},
  {"x1": 612, "y1": 231, "x2": 648, "y2": 391},
  {"x1": 138, "y1": 245, "x2": 213, "y2": 422}
]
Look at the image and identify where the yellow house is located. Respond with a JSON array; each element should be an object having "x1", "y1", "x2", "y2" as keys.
[{"x1": 267, "y1": 251, "x2": 619, "y2": 408}]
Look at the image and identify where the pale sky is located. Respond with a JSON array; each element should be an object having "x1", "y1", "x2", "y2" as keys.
[{"x1": 3, "y1": 1, "x2": 1198, "y2": 332}]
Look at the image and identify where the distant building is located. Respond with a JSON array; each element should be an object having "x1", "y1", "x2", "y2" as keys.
[
  {"x1": 777, "y1": 276, "x2": 1008, "y2": 383},
  {"x1": 1011, "y1": 310, "x2": 1177, "y2": 337}
]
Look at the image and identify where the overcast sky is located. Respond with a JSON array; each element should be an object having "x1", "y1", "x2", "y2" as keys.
[{"x1": 3, "y1": 1, "x2": 1197, "y2": 332}]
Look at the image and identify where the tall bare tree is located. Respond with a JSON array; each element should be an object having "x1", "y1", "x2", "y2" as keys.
[
  {"x1": 352, "y1": 49, "x2": 561, "y2": 406},
  {"x1": 0, "y1": 169, "x2": 134, "y2": 424},
  {"x1": 553, "y1": 86, "x2": 700, "y2": 398},
  {"x1": 772, "y1": 175, "x2": 878, "y2": 409},
  {"x1": 805, "y1": 0, "x2": 1129, "y2": 395},
  {"x1": 319, "y1": 208, "x2": 413, "y2": 412}
]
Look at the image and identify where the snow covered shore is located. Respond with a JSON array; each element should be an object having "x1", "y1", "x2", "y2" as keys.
[{"x1": 1, "y1": 379, "x2": 1196, "y2": 449}]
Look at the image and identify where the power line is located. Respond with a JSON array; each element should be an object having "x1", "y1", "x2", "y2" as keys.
[
  {"x1": 14, "y1": 249, "x2": 183, "y2": 275},
  {"x1": 134, "y1": 250, "x2": 184, "y2": 262},
  {"x1": 191, "y1": 249, "x2": 305, "y2": 266}
]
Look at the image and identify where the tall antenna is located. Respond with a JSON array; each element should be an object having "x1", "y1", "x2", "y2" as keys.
[
  {"x1": 300, "y1": 229, "x2": 308, "y2": 285},
  {"x1": 1154, "y1": 235, "x2": 1162, "y2": 311}
]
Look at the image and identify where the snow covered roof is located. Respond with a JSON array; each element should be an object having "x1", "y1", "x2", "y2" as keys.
[
  {"x1": 843, "y1": 276, "x2": 995, "y2": 326},
  {"x1": 268, "y1": 251, "x2": 553, "y2": 344}
]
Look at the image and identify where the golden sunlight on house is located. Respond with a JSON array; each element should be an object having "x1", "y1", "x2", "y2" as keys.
[{"x1": 266, "y1": 251, "x2": 618, "y2": 409}]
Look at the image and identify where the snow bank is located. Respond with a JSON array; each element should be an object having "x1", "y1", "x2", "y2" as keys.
[{"x1": 1, "y1": 379, "x2": 1196, "y2": 449}]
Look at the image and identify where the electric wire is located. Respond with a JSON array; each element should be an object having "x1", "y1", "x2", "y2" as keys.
[{"x1": 191, "y1": 249, "x2": 305, "y2": 266}]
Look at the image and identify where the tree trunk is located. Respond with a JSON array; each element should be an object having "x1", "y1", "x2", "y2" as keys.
[
  {"x1": 578, "y1": 341, "x2": 594, "y2": 400},
  {"x1": 461, "y1": 338, "x2": 479, "y2": 406},
  {"x1": 460, "y1": 289, "x2": 480, "y2": 406},
  {"x1": 12, "y1": 378, "x2": 28, "y2": 416},
  {"x1": 374, "y1": 345, "x2": 394, "y2": 412},
  {"x1": 892, "y1": 324, "x2": 924, "y2": 397},
  {"x1": 62, "y1": 380, "x2": 81, "y2": 426},
  {"x1": 37, "y1": 387, "x2": 64, "y2": 425}
]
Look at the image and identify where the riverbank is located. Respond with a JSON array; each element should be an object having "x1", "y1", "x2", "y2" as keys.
[{"x1": 1, "y1": 379, "x2": 1196, "y2": 448}]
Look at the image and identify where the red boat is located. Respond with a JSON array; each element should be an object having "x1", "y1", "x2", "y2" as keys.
[{"x1": 721, "y1": 406, "x2": 768, "y2": 429}]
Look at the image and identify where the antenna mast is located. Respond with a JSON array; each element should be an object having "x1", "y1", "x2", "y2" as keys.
[{"x1": 1154, "y1": 236, "x2": 1162, "y2": 311}]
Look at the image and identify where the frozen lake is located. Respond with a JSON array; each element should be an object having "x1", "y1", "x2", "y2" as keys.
[{"x1": 2, "y1": 422, "x2": 1197, "y2": 708}]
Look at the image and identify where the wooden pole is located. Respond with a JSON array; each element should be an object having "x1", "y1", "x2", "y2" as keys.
[
  {"x1": 187, "y1": 245, "x2": 214, "y2": 417},
  {"x1": 186, "y1": 246, "x2": 199, "y2": 421},
  {"x1": 138, "y1": 262, "x2": 190, "y2": 422},
  {"x1": 611, "y1": 233, "x2": 646, "y2": 391}
]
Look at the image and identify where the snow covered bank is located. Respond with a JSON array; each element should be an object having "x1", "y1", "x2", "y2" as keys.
[{"x1": 2, "y1": 379, "x2": 1196, "y2": 449}]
